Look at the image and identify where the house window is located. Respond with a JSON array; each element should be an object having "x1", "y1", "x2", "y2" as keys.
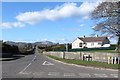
[
  {"x1": 79, "y1": 43, "x2": 82, "y2": 47},
  {"x1": 83, "y1": 42, "x2": 86, "y2": 45},
  {"x1": 98, "y1": 42, "x2": 102, "y2": 45},
  {"x1": 91, "y1": 43, "x2": 94, "y2": 46}
]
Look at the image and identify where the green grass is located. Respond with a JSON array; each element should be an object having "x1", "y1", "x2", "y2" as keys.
[
  {"x1": 86, "y1": 50, "x2": 118, "y2": 53},
  {"x1": 53, "y1": 44, "x2": 120, "y2": 53},
  {"x1": 47, "y1": 55, "x2": 119, "y2": 69}
]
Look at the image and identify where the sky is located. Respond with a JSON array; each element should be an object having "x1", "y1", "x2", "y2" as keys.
[{"x1": 1, "y1": 1, "x2": 117, "y2": 44}]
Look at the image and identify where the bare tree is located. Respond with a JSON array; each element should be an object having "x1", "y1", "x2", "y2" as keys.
[{"x1": 91, "y1": 1, "x2": 120, "y2": 52}]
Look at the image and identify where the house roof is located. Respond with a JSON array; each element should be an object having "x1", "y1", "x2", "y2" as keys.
[{"x1": 78, "y1": 37, "x2": 108, "y2": 42}]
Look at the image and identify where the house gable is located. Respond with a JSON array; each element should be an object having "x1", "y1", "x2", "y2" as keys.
[{"x1": 72, "y1": 37, "x2": 84, "y2": 49}]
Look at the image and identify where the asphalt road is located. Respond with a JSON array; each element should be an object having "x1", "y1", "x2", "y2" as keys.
[{"x1": 2, "y1": 49, "x2": 119, "y2": 79}]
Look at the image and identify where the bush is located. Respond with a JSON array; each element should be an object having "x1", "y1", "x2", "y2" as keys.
[
  {"x1": 45, "y1": 47, "x2": 53, "y2": 51},
  {"x1": 2, "y1": 43, "x2": 19, "y2": 53},
  {"x1": 51, "y1": 44, "x2": 66, "y2": 51},
  {"x1": 2, "y1": 42, "x2": 20, "y2": 57},
  {"x1": 2, "y1": 42, "x2": 35, "y2": 56}
]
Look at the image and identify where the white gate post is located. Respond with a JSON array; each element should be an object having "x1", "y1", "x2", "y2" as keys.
[
  {"x1": 114, "y1": 57, "x2": 117, "y2": 64},
  {"x1": 111, "y1": 57, "x2": 113, "y2": 64},
  {"x1": 108, "y1": 56, "x2": 110, "y2": 64}
]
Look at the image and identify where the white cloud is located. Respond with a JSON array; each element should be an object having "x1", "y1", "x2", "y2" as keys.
[
  {"x1": 2, "y1": 1, "x2": 101, "y2": 29},
  {"x1": 79, "y1": 2, "x2": 95, "y2": 16},
  {"x1": 15, "y1": 2, "x2": 100, "y2": 24},
  {"x1": 0, "y1": 22, "x2": 25, "y2": 29},
  {"x1": 80, "y1": 24, "x2": 84, "y2": 27}
]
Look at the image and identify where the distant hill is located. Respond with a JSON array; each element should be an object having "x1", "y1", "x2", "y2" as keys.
[
  {"x1": 4, "y1": 40, "x2": 56, "y2": 47},
  {"x1": 34, "y1": 41, "x2": 56, "y2": 47},
  {"x1": 5, "y1": 41, "x2": 27, "y2": 47}
]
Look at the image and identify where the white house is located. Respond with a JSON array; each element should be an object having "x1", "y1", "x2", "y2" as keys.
[{"x1": 72, "y1": 36, "x2": 110, "y2": 49}]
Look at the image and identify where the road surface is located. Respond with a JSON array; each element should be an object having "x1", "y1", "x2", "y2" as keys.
[{"x1": 2, "y1": 49, "x2": 119, "y2": 79}]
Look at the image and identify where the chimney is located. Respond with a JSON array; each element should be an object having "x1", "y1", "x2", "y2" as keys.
[
  {"x1": 96, "y1": 35, "x2": 99, "y2": 37},
  {"x1": 84, "y1": 35, "x2": 85, "y2": 38}
]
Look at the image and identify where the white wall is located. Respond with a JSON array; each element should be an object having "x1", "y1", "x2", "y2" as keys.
[
  {"x1": 84, "y1": 42, "x2": 110, "y2": 48},
  {"x1": 102, "y1": 44, "x2": 110, "y2": 47},
  {"x1": 72, "y1": 38, "x2": 84, "y2": 49},
  {"x1": 86, "y1": 42, "x2": 102, "y2": 48}
]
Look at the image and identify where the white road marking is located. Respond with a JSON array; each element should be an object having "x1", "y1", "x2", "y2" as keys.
[
  {"x1": 34, "y1": 72, "x2": 46, "y2": 76},
  {"x1": 79, "y1": 73, "x2": 91, "y2": 77},
  {"x1": 42, "y1": 61, "x2": 54, "y2": 65},
  {"x1": 19, "y1": 56, "x2": 36, "y2": 74},
  {"x1": 110, "y1": 74, "x2": 118, "y2": 78},
  {"x1": 32, "y1": 55, "x2": 36, "y2": 61},
  {"x1": 48, "y1": 72, "x2": 60, "y2": 76},
  {"x1": 64, "y1": 73, "x2": 76, "y2": 76},
  {"x1": 19, "y1": 63, "x2": 32, "y2": 74},
  {"x1": 94, "y1": 74, "x2": 108, "y2": 78},
  {"x1": 19, "y1": 71, "x2": 31, "y2": 74}
]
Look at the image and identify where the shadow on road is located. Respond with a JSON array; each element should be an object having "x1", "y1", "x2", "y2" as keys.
[{"x1": 1, "y1": 54, "x2": 26, "y2": 61}]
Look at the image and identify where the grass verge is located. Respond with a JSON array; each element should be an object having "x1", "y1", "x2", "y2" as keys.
[{"x1": 46, "y1": 55, "x2": 119, "y2": 69}]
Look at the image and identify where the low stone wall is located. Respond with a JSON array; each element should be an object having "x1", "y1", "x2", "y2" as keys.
[
  {"x1": 43, "y1": 51, "x2": 119, "y2": 63},
  {"x1": 64, "y1": 52, "x2": 81, "y2": 60},
  {"x1": 43, "y1": 51, "x2": 64, "y2": 58}
]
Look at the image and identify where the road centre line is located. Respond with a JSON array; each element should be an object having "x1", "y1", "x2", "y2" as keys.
[
  {"x1": 32, "y1": 55, "x2": 36, "y2": 61},
  {"x1": 19, "y1": 55, "x2": 36, "y2": 74},
  {"x1": 19, "y1": 63, "x2": 32, "y2": 74}
]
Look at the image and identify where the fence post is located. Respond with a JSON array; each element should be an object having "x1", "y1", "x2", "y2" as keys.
[{"x1": 111, "y1": 57, "x2": 113, "y2": 64}]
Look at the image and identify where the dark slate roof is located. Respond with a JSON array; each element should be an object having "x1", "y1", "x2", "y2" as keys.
[{"x1": 78, "y1": 37, "x2": 108, "y2": 42}]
